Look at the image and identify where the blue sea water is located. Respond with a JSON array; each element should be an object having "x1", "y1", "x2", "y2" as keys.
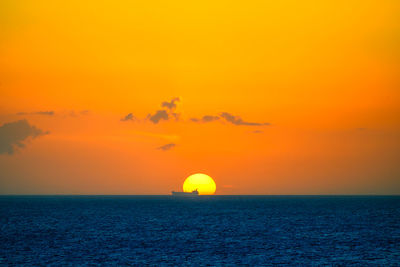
[{"x1": 0, "y1": 196, "x2": 399, "y2": 266}]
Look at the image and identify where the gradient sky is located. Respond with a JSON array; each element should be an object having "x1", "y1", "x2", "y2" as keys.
[{"x1": 1, "y1": 0, "x2": 399, "y2": 194}]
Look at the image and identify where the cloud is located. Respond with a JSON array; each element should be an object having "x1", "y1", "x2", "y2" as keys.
[
  {"x1": 120, "y1": 113, "x2": 136, "y2": 122},
  {"x1": 17, "y1": 110, "x2": 89, "y2": 118},
  {"x1": 17, "y1": 111, "x2": 54, "y2": 116},
  {"x1": 136, "y1": 98, "x2": 270, "y2": 128},
  {"x1": 190, "y1": 113, "x2": 269, "y2": 126},
  {"x1": 191, "y1": 115, "x2": 220, "y2": 123},
  {"x1": 157, "y1": 143, "x2": 176, "y2": 151},
  {"x1": 220, "y1": 112, "x2": 270, "y2": 126},
  {"x1": 203, "y1": 115, "x2": 219, "y2": 122},
  {"x1": 0, "y1": 120, "x2": 49, "y2": 155},
  {"x1": 161, "y1": 97, "x2": 180, "y2": 110},
  {"x1": 147, "y1": 97, "x2": 181, "y2": 124},
  {"x1": 68, "y1": 110, "x2": 90, "y2": 117},
  {"x1": 148, "y1": 110, "x2": 169, "y2": 124}
]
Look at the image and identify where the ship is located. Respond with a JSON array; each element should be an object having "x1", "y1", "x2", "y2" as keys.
[{"x1": 171, "y1": 189, "x2": 199, "y2": 196}]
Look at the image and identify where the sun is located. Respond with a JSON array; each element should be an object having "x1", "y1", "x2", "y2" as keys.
[{"x1": 183, "y1": 173, "x2": 216, "y2": 195}]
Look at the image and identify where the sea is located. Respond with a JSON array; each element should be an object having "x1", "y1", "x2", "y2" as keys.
[{"x1": 0, "y1": 196, "x2": 399, "y2": 266}]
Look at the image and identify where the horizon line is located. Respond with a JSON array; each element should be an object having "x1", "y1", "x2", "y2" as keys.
[{"x1": 0, "y1": 194, "x2": 399, "y2": 197}]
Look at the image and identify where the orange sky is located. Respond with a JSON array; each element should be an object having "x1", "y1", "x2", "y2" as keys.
[{"x1": 1, "y1": 0, "x2": 399, "y2": 194}]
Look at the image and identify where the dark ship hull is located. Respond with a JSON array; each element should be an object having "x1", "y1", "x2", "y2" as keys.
[{"x1": 171, "y1": 190, "x2": 199, "y2": 196}]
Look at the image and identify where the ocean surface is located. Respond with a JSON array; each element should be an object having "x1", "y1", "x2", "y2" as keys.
[{"x1": 0, "y1": 196, "x2": 399, "y2": 266}]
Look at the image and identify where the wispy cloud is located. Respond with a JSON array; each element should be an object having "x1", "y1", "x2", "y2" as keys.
[
  {"x1": 120, "y1": 113, "x2": 136, "y2": 122},
  {"x1": 17, "y1": 110, "x2": 90, "y2": 118},
  {"x1": 157, "y1": 143, "x2": 176, "y2": 151},
  {"x1": 190, "y1": 113, "x2": 269, "y2": 127},
  {"x1": 121, "y1": 97, "x2": 270, "y2": 129},
  {"x1": 17, "y1": 111, "x2": 54, "y2": 116},
  {"x1": 191, "y1": 115, "x2": 220, "y2": 123},
  {"x1": 0, "y1": 120, "x2": 49, "y2": 155},
  {"x1": 220, "y1": 112, "x2": 270, "y2": 126},
  {"x1": 161, "y1": 97, "x2": 180, "y2": 110},
  {"x1": 68, "y1": 110, "x2": 91, "y2": 117}
]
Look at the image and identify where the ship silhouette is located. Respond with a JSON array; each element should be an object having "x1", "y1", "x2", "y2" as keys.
[{"x1": 171, "y1": 189, "x2": 199, "y2": 196}]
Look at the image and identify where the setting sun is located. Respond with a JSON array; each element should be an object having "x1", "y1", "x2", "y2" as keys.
[{"x1": 183, "y1": 174, "x2": 216, "y2": 195}]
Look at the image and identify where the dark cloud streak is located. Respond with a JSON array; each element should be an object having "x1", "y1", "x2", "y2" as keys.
[
  {"x1": 191, "y1": 115, "x2": 220, "y2": 123},
  {"x1": 202, "y1": 115, "x2": 220, "y2": 122},
  {"x1": 157, "y1": 143, "x2": 176, "y2": 151},
  {"x1": 17, "y1": 111, "x2": 54, "y2": 116},
  {"x1": 220, "y1": 112, "x2": 270, "y2": 126},
  {"x1": 120, "y1": 113, "x2": 136, "y2": 122}
]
